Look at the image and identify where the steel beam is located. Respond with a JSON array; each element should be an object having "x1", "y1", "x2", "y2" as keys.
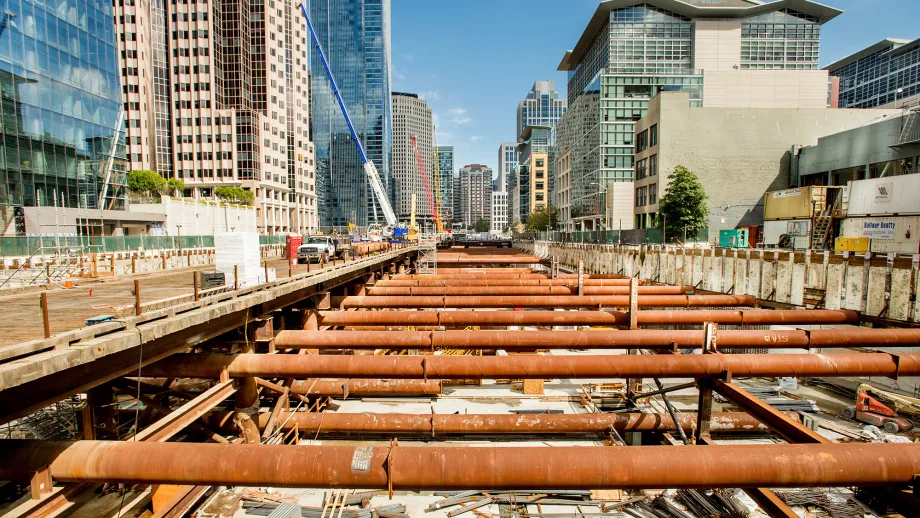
[
  {"x1": 316, "y1": 309, "x2": 859, "y2": 328},
  {"x1": 270, "y1": 329, "x2": 916, "y2": 351},
  {"x1": 288, "y1": 379, "x2": 442, "y2": 397},
  {"x1": 132, "y1": 381, "x2": 236, "y2": 442},
  {"x1": 142, "y1": 352, "x2": 920, "y2": 380},
  {"x1": 742, "y1": 488, "x2": 799, "y2": 518},
  {"x1": 375, "y1": 279, "x2": 636, "y2": 287},
  {"x1": 365, "y1": 286, "x2": 691, "y2": 296},
  {"x1": 2, "y1": 441, "x2": 919, "y2": 489},
  {"x1": 340, "y1": 294, "x2": 756, "y2": 309},
  {"x1": 710, "y1": 379, "x2": 829, "y2": 444},
  {"x1": 234, "y1": 411, "x2": 779, "y2": 434}
]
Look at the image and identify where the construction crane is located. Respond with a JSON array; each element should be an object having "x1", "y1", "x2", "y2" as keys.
[
  {"x1": 297, "y1": 4, "x2": 398, "y2": 230},
  {"x1": 431, "y1": 126, "x2": 444, "y2": 232},
  {"x1": 410, "y1": 134, "x2": 440, "y2": 233}
]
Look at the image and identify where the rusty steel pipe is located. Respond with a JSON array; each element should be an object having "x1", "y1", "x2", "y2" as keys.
[
  {"x1": 143, "y1": 352, "x2": 920, "y2": 380},
  {"x1": 365, "y1": 286, "x2": 691, "y2": 296},
  {"x1": 375, "y1": 279, "x2": 639, "y2": 287},
  {"x1": 341, "y1": 294, "x2": 756, "y2": 309},
  {"x1": 2, "y1": 440, "x2": 919, "y2": 489},
  {"x1": 436, "y1": 258, "x2": 547, "y2": 264},
  {"x1": 316, "y1": 309, "x2": 860, "y2": 328},
  {"x1": 390, "y1": 274, "x2": 552, "y2": 280},
  {"x1": 272, "y1": 329, "x2": 826, "y2": 350},
  {"x1": 287, "y1": 379, "x2": 442, "y2": 397},
  {"x1": 255, "y1": 411, "x2": 780, "y2": 434}
]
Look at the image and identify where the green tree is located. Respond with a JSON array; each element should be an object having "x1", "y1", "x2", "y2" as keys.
[
  {"x1": 166, "y1": 178, "x2": 185, "y2": 196},
  {"x1": 473, "y1": 218, "x2": 490, "y2": 233},
  {"x1": 654, "y1": 165, "x2": 710, "y2": 241},
  {"x1": 526, "y1": 205, "x2": 559, "y2": 232},
  {"x1": 127, "y1": 170, "x2": 166, "y2": 197},
  {"x1": 215, "y1": 186, "x2": 255, "y2": 206}
]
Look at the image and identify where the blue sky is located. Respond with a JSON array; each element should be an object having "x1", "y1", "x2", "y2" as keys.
[{"x1": 389, "y1": 0, "x2": 919, "y2": 173}]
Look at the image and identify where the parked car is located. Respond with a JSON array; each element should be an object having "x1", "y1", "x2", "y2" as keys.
[{"x1": 297, "y1": 236, "x2": 336, "y2": 263}]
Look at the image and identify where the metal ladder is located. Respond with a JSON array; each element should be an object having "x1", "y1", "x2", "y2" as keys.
[{"x1": 811, "y1": 215, "x2": 832, "y2": 250}]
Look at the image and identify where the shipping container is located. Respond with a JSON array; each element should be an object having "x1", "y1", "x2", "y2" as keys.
[
  {"x1": 846, "y1": 174, "x2": 920, "y2": 217},
  {"x1": 763, "y1": 219, "x2": 811, "y2": 249},
  {"x1": 764, "y1": 186, "x2": 844, "y2": 221},
  {"x1": 834, "y1": 237, "x2": 870, "y2": 252},
  {"x1": 840, "y1": 216, "x2": 920, "y2": 254},
  {"x1": 719, "y1": 229, "x2": 749, "y2": 248}
]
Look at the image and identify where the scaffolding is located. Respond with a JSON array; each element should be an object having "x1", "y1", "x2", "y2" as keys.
[{"x1": 417, "y1": 233, "x2": 437, "y2": 275}]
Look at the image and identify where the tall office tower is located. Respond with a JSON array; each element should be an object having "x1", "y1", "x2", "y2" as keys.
[
  {"x1": 436, "y1": 146, "x2": 454, "y2": 224},
  {"x1": 309, "y1": 0, "x2": 392, "y2": 230},
  {"x1": 113, "y1": 0, "x2": 317, "y2": 234},
  {"x1": 391, "y1": 92, "x2": 433, "y2": 228},
  {"x1": 0, "y1": 0, "x2": 128, "y2": 219},
  {"x1": 459, "y1": 164, "x2": 492, "y2": 228},
  {"x1": 826, "y1": 38, "x2": 920, "y2": 109},
  {"x1": 516, "y1": 81, "x2": 567, "y2": 140}
]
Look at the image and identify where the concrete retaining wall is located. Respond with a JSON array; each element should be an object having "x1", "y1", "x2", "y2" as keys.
[{"x1": 520, "y1": 240, "x2": 920, "y2": 323}]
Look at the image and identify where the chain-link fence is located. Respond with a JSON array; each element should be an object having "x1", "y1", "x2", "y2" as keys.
[
  {"x1": 513, "y1": 228, "x2": 708, "y2": 245},
  {"x1": 0, "y1": 234, "x2": 287, "y2": 257}
]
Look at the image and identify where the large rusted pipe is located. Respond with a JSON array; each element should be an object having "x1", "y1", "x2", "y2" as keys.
[
  {"x1": 287, "y1": 379, "x2": 442, "y2": 397},
  {"x1": 3, "y1": 441, "x2": 918, "y2": 489},
  {"x1": 143, "y1": 352, "x2": 920, "y2": 379},
  {"x1": 376, "y1": 279, "x2": 639, "y2": 287},
  {"x1": 365, "y1": 286, "x2": 691, "y2": 296},
  {"x1": 388, "y1": 274, "x2": 623, "y2": 281},
  {"x1": 273, "y1": 329, "x2": 835, "y2": 350},
  {"x1": 341, "y1": 295, "x2": 756, "y2": 309},
  {"x1": 316, "y1": 309, "x2": 860, "y2": 328},
  {"x1": 253, "y1": 411, "x2": 780, "y2": 434},
  {"x1": 435, "y1": 257, "x2": 547, "y2": 264}
]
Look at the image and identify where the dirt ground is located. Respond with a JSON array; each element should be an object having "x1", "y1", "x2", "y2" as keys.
[{"x1": 0, "y1": 257, "x2": 338, "y2": 346}]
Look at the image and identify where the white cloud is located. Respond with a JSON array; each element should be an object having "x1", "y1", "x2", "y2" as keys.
[
  {"x1": 447, "y1": 107, "x2": 472, "y2": 126},
  {"x1": 401, "y1": 53, "x2": 414, "y2": 63},
  {"x1": 469, "y1": 136, "x2": 483, "y2": 142},
  {"x1": 419, "y1": 90, "x2": 441, "y2": 101}
]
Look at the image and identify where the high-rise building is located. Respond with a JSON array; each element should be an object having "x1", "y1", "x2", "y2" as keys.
[
  {"x1": 490, "y1": 192, "x2": 508, "y2": 233},
  {"x1": 496, "y1": 143, "x2": 518, "y2": 194},
  {"x1": 555, "y1": 0, "x2": 841, "y2": 232},
  {"x1": 113, "y1": 0, "x2": 317, "y2": 235},
  {"x1": 516, "y1": 81, "x2": 567, "y2": 139},
  {"x1": 826, "y1": 38, "x2": 920, "y2": 109},
  {"x1": 514, "y1": 126, "x2": 553, "y2": 225},
  {"x1": 459, "y1": 164, "x2": 492, "y2": 229},
  {"x1": 309, "y1": 0, "x2": 392, "y2": 231},
  {"x1": 391, "y1": 92, "x2": 433, "y2": 228},
  {"x1": 0, "y1": 0, "x2": 135, "y2": 232},
  {"x1": 436, "y1": 146, "x2": 454, "y2": 224}
]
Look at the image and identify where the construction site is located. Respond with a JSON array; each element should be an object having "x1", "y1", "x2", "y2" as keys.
[{"x1": 0, "y1": 241, "x2": 918, "y2": 518}]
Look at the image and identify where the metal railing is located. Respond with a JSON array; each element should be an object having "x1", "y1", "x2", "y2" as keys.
[{"x1": 514, "y1": 228, "x2": 709, "y2": 245}]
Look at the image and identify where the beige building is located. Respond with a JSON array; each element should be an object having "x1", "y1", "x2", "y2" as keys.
[
  {"x1": 391, "y1": 93, "x2": 434, "y2": 228},
  {"x1": 633, "y1": 92, "x2": 899, "y2": 235},
  {"x1": 555, "y1": 149, "x2": 573, "y2": 226},
  {"x1": 113, "y1": 0, "x2": 317, "y2": 235}
]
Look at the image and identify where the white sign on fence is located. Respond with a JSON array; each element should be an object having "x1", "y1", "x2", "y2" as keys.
[{"x1": 859, "y1": 220, "x2": 897, "y2": 239}]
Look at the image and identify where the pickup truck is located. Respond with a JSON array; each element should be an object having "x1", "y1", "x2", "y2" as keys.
[{"x1": 297, "y1": 236, "x2": 338, "y2": 263}]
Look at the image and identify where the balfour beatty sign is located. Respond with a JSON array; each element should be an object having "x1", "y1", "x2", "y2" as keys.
[{"x1": 859, "y1": 220, "x2": 897, "y2": 239}]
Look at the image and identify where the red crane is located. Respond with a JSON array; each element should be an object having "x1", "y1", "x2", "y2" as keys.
[{"x1": 410, "y1": 135, "x2": 441, "y2": 232}]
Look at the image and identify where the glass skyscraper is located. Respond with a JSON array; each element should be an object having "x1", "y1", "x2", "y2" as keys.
[
  {"x1": 436, "y1": 145, "x2": 453, "y2": 224},
  {"x1": 0, "y1": 0, "x2": 126, "y2": 211},
  {"x1": 826, "y1": 38, "x2": 920, "y2": 108},
  {"x1": 516, "y1": 81, "x2": 566, "y2": 140},
  {"x1": 309, "y1": 0, "x2": 392, "y2": 230}
]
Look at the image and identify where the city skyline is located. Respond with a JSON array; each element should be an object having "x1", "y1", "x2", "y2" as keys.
[{"x1": 389, "y1": 0, "x2": 920, "y2": 170}]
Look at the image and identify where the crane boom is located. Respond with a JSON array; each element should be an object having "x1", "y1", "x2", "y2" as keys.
[
  {"x1": 297, "y1": 3, "x2": 397, "y2": 227},
  {"x1": 410, "y1": 135, "x2": 439, "y2": 233}
]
